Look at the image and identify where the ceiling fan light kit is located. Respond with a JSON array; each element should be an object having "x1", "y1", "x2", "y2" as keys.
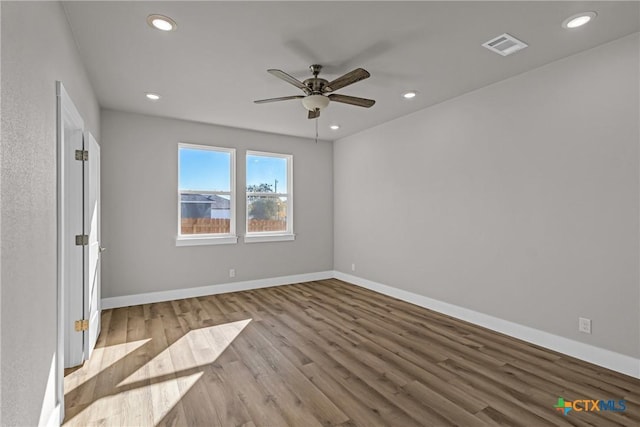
[
  {"x1": 302, "y1": 94, "x2": 330, "y2": 111},
  {"x1": 255, "y1": 64, "x2": 375, "y2": 119}
]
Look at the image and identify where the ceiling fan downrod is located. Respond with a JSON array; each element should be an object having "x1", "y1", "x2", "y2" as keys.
[{"x1": 310, "y1": 64, "x2": 322, "y2": 77}]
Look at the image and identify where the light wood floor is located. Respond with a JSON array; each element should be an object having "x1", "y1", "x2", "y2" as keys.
[{"x1": 64, "y1": 279, "x2": 640, "y2": 426}]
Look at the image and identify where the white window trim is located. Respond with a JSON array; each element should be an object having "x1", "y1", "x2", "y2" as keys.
[
  {"x1": 244, "y1": 233, "x2": 295, "y2": 243},
  {"x1": 176, "y1": 235, "x2": 238, "y2": 246},
  {"x1": 177, "y1": 143, "x2": 237, "y2": 245},
  {"x1": 245, "y1": 150, "x2": 294, "y2": 243}
]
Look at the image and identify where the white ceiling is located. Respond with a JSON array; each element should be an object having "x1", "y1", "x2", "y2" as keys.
[{"x1": 63, "y1": 1, "x2": 639, "y2": 141}]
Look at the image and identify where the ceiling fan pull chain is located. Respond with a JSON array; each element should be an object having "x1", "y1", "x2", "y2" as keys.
[{"x1": 315, "y1": 111, "x2": 319, "y2": 143}]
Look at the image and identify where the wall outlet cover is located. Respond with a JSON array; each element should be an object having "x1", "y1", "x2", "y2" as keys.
[{"x1": 578, "y1": 317, "x2": 592, "y2": 334}]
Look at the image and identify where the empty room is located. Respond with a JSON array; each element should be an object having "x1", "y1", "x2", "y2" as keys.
[{"x1": 1, "y1": 1, "x2": 640, "y2": 426}]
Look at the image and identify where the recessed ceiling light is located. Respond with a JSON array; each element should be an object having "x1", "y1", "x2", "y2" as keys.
[
  {"x1": 147, "y1": 14, "x2": 177, "y2": 31},
  {"x1": 402, "y1": 91, "x2": 417, "y2": 99},
  {"x1": 562, "y1": 12, "x2": 597, "y2": 29},
  {"x1": 145, "y1": 93, "x2": 161, "y2": 101},
  {"x1": 330, "y1": 124, "x2": 340, "y2": 130}
]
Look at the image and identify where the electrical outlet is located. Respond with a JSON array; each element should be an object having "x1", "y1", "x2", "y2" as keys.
[
  {"x1": 351, "y1": 263, "x2": 356, "y2": 272},
  {"x1": 229, "y1": 268, "x2": 236, "y2": 278},
  {"x1": 578, "y1": 317, "x2": 591, "y2": 334}
]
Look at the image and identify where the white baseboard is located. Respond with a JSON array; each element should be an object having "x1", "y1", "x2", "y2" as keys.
[
  {"x1": 101, "y1": 271, "x2": 333, "y2": 309},
  {"x1": 333, "y1": 271, "x2": 640, "y2": 379}
]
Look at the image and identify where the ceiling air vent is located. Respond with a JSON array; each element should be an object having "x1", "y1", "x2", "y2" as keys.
[{"x1": 482, "y1": 33, "x2": 528, "y2": 56}]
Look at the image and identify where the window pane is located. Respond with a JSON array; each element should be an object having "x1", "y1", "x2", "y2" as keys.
[
  {"x1": 179, "y1": 148, "x2": 230, "y2": 192},
  {"x1": 247, "y1": 196, "x2": 287, "y2": 232},
  {"x1": 246, "y1": 154, "x2": 287, "y2": 192},
  {"x1": 180, "y1": 194, "x2": 231, "y2": 235}
]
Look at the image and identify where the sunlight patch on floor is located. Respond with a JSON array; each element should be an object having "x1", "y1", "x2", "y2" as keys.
[
  {"x1": 119, "y1": 319, "x2": 251, "y2": 387},
  {"x1": 63, "y1": 319, "x2": 252, "y2": 425},
  {"x1": 65, "y1": 371, "x2": 203, "y2": 426},
  {"x1": 65, "y1": 338, "x2": 151, "y2": 393}
]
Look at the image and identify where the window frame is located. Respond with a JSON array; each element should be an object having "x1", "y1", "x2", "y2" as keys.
[
  {"x1": 176, "y1": 143, "x2": 237, "y2": 246},
  {"x1": 245, "y1": 150, "x2": 294, "y2": 243}
]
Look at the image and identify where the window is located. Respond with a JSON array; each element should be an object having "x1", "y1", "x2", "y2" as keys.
[
  {"x1": 177, "y1": 144, "x2": 237, "y2": 246},
  {"x1": 245, "y1": 151, "x2": 294, "y2": 243}
]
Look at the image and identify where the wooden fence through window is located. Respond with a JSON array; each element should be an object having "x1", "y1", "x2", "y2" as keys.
[{"x1": 181, "y1": 218, "x2": 287, "y2": 234}]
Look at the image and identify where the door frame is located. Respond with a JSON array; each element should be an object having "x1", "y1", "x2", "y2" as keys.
[{"x1": 56, "y1": 81, "x2": 85, "y2": 423}]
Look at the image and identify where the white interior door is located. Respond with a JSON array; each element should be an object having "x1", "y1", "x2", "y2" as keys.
[
  {"x1": 64, "y1": 128, "x2": 85, "y2": 369},
  {"x1": 84, "y1": 132, "x2": 101, "y2": 359}
]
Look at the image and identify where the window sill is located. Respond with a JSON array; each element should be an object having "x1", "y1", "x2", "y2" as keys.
[
  {"x1": 176, "y1": 235, "x2": 238, "y2": 246},
  {"x1": 244, "y1": 233, "x2": 295, "y2": 243}
]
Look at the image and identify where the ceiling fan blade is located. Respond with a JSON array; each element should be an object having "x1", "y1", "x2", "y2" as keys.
[
  {"x1": 328, "y1": 94, "x2": 375, "y2": 108},
  {"x1": 308, "y1": 109, "x2": 320, "y2": 119},
  {"x1": 324, "y1": 68, "x2": 370, "y2": 92},
  {"x1": 267, "y1": 69, "x2": 310, "y2": 93},
  {"x1": 254, "y1": 95, "x2": 304, "y2": 104}
]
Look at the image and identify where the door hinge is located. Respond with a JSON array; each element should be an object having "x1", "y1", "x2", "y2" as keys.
[
  {"x1": 74, "y1": 319, "x2": 89, "y2": 332},
  {"x1": 75, "y1": 234, "x2": 88, "y2": 245},
  {"x1": 75, "y1": 150, "x2": 88, "y2": 161}
]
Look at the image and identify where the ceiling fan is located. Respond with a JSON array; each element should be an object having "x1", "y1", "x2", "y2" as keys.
[{"x1": 254, "y1": 64, "x2": 375, "y2": 119}]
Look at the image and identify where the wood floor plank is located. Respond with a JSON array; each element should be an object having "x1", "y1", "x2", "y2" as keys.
[
  {"x1": 219, "y1": 360, "x2": 290, "y2": 427},
  {"x1": 301, "y1": 362, "x2": 390, "y2": 427},
  {"x1": 326, "y1": 347, "x2": 456, "y2": 426},
  {"x1": 64, "y1": 280, "x2": 640, "y2": 426},
  {"x1": 402, "y1": 380, "x2": 487, "y2": 427}
]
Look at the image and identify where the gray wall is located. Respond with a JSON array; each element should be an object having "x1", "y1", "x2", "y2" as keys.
[
  {"x1": 100, "y1": 110, "x2": 333, "y2": 298},
  {"x1": 334, "y1": 34, "x2": 640, "y2": 358},
  {"x1": 0, "y1": 3, "x2": 4, "y2": 426},
  {"x1": 1, "y1": 2, "x2": 100, "y2": 425},
  {"x1": 0, "y1": 4, "x2": 3, "y2": 424}
]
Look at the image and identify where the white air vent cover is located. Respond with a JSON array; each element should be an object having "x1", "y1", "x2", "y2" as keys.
[{"x1": 482, "y1": 33, "x2": 528, "y2": 56}]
